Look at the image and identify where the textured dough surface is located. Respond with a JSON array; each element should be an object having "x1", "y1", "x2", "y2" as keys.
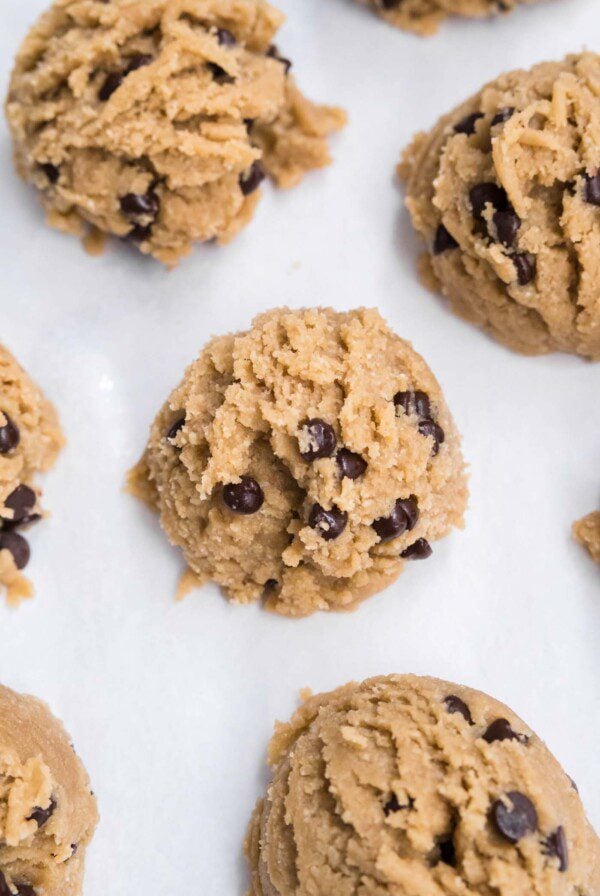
[
  {"x1": 0, "y1": 346, "x2": 64, "y2": 606},
  {"x1": 355, "y1": 0, "x2": 541, "y2": 36},
  {"x1": 573, "y1": 510, "x2": 600, "y2": 563},
  {"x1": 401, "y1": 54, "x2": 600, "y2": 358},
  {"x1": 0, "y1": 683, "x2": 98, "y2": 896},
  {"x1": 6, "y1": 0, "x2": 346, "y2": 267},
  {"x1": 129, "y1": 307, "x2": 467, "y2": 617},
  {"x1": 246, "y1": 674, "x2": 600, "y2": 896}
]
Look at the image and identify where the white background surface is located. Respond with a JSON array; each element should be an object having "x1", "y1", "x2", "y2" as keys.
[{"x1": 0, "y1": 0, "x2": 599, "y2": 892}]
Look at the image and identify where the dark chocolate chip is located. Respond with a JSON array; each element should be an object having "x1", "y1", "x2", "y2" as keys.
[
  {"x1": 438, "y1": 837, "x2": 457, "y2": 867},
  {"x1": 513, "y1": 252, "x2": 536, "y2": 286},
  {"x1": 1, "y1": 512, "x2": 41, "y2": 533},
  {"x1": 491, "y1": 107, "x2": 515, "y2": 127},
  {"x1": 336, "y1": 449, "x2": 367, "y2": 480},
  {"x1": 583, "y1": 171, "x2": 600, "y2": 205},
  {"x1": 401, "y1": 538, "x2": 432, "y2": 560},
  {"x1": 299, "y1": 419, "x2": 337, "y2": 461},
  {"x1": 0, "y1": 412, "x2": 20, "y2": 454},
  {"x1": 28, "y1": 797, "x2": 56, "y2": 828},
  {"x1": 383, "y1": 792, "x2": 413, "y2": 814},
  {"x1": 207, "y1": 62, "x2": 234, "y2": 83},
  {"x1": 266, "y1": 45, "x2": 292, "y2": 73},
  {"x1": 469, "y1": 182, "x2": 509, "y2": 222},
  {"x1": 0, "y1": 532, "x2": 31, "y2": 570},
  {"x1": 127, "y1": 223, "x2": 153, "y2": 243},
  {"x1": 394, "y1": 390, "x2": 431, "y2": 418},
  {"x1": 483, "y1": 718, "x2": 528, "y2": 744},
  {"x1": 98, "y1": 71, "x2": 123, "y2": 101},
  {"x1": 308, "y1": 504, "x2": 348, "y2": 541},
  {"x1": 263, "y1": 578, "x2": 278, "y2": 591},
  {"x1": 16, "y1": 887, "x2": 36, "y2": 896},
  {"x1": 39, "y1": 163, "x2": 60, "y2": 184},
  {"x1": 418, "y1": 418, "x2": 445, "y2": 455},
  {"x1": 444, "y1": 695, "x2": 473, "y2": 725},
  {"x1": 433, "y1": 224, "x2": 458, "y2": 254},
  {"x1": 239, "y1": 160, "x2": 266, "y2": 196},
  {"x1": 216, "y1": 27, "x2": 236, "y2": 45},
  {"x1": 222, "y1": 477, "x2": 264, "y2": 514},
  {"x1": 493, "y1": 209, "x2": 521, "y2": 248},
  {"x1": 125, "y1": 54, "x2": 153, "y2": 73},
  {"x1": 120, "y1": 191, "x2": 160, "y2": 221},
  {"x1": 166, "y1": 416, "x2": 185, "y2": 441},
  {"x1": 490, "y1": 792, "x2": 538, "y2": 843},
  {"x1": 454, "y1": 112, "x2": 484, "y2": 135},
  {"x1": 372, "y1": 496, "x2": 418, "y2": 543},
  {"x1": 544, "y1": 826, "x2": 568, "y2": 872},
  {"x1": 70, "y1": 843, "x2": 79, "y2": 856},
  {"x1": 5, "y1": 485, "x2": 37, "y2": 523}
]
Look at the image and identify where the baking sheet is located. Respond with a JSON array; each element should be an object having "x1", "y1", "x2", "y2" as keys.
[{"x1": 0, "y1": 0, "x2": 599, "y2": 892}]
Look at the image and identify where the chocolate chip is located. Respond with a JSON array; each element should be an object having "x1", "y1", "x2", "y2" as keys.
[
  {"x1": 0, "y1": 412, "x2": 20, "y2": 454},
  {"x1": 5, "y1": 485, "x2": 36, "y2": 523},
  {"x1": 266, "y1": 45, "x2": 291, "y2": 73},
  {"x1": 70, "y1": 843, "x2": 79, "y2": 856},
  {"x1": 39, "y1": 163, "x2": 59, "y2": 184},
  {"x1": 438, "y1": 837, "x2": 456, "y2": 866},
  {"x1": 336, "y1": 449, "x2": 367, "y2": 480},
  {"x1": 490, "y1": 792, "x2": 538, "y2": 843},
  {"x1": 98, "y1": 71, "x2": 123, "y2": 101},
  {"x1": 418, "y1": 419, "x2": 445, "y2": 455},
  {"x1": 120, "y1": 191, "x2": 160, "y2": 222},
  {"x1": 207, "y1": 62, "x2": 234, "y2": 83},
  {"x1": 299, "y1": 419, "x2": 336, "y2": 461},
  {"x1": 263, "y1": 578, "x2": 278, "y2": 591},
  {"x1": 491, "y1": 107, "x2": 515, "y2": 127},
  {"x1": 28, "y1": 797, "x2": 56, "y2": 828},
  {"x1": 382, "y1": 792, "x2": 413, "y2": 814},
  {"x1": 433, "y1": 224, "x2": 458, "y2": 254},
  {"x1": 544, "y1": 826, "x2": 568, "y2": 872},
  {"x1": 0, "y1": 871, "x2": 9, "y2": 896},
  {"x1": 1, "y1": 512, "x2": 41, "y2": 533},
  {"x1": 513, "y1": 252, "x2": 536, "y2": 285},
  {"x1": 127, "y1": 223, "x2": 153, "y2": 243},
  {"x1": 216, "y1": 27, "x2": 236, "y2": 45},
  {"x1": 372, "y1": 496, "x2": 418, "y2": 543},
  {"x1": 394, "y1": 390, "x2": 431, "y2": 418},
  {"x1": 469, "y1": 182, "x2": 509, "y2": 223},
  {"x1": 16, "y1": 887, "x2": 36, "y2": 896},
  {"x1": 166, "y1": 416, "x2": 185, "y2": 441},
  {"x1": 308, "y1": 504, "x2": 348, "y2": 541},
  {"x1": 583, "y1": 171, "x2": 600, "y2": 205},
  {"x1": 0, "y1": 532, "x2": 31, "y2": 570},
  {"x1": 239, "y1": 160, "x2": 266, "y2": 196},
  {"x1": 125, "y1": 54, "x2": 153, "y2": 73},
  {"x1": 493, "y1": 209, "x2": 521, "y2": 248},
  {"x1": 401, "y1": 538, "x2": 432, "y2": 560},
  {"x1": 454, "y1": 112, "x2": 484, "y2": 135},
  {"x1": 444, "y1": 695, "x2": 473, "y2": 724},
  {"x1": 483, "y1": 718, "x2": 528, "y2": 744},
  {"x1": 222, "y1": 477, "x2": 264, "y2": 514}
]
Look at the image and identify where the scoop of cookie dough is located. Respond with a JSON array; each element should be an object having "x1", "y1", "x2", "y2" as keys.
[
  {"x1": 0, "y1": 683, "x2": 98, "y2": 896},
  {"x1": 573, "y1": 510, "x2": 600, "y2": 563},
  {"x1": 356, "y1": 0, "x2": 541, "y2": 36},
  {"x1": 401, "y1": 53, "x2": 600, "y2": 358},
  {"x1": 5, "y1": 0, "x2": 346, "y2": 267},
  {"x1": 246, "y1": 674, "x2": 600, "y2": 896},
  {"x1": 0, "y1": 346, "x2": 64, "y2": 606},
  {"x1": 129, "y1": 307, "x2": 467, "y2": 616}
]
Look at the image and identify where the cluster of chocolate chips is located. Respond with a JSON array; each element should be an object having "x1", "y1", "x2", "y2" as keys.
[
  {"x1": 120, "y1": 189, "x2": 160, "y2": 244},
  {"x1": 0, "y1": 872, "x2": 35, "y2": 896},
  {"x1": 0, "y1": 412, "x2": 38, "y2": 572},
  {"x1": 394, "y1": 389, "x2": 445, "y2": 458},
  {"x1": 98, "y1": 53, "x2": 153, "y2": 102},
  {"x1": 0, "y1": 798, "x2": 54, "y2": 893}
]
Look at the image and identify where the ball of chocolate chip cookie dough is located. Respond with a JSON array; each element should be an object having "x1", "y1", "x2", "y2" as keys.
[
  {"x1": 129, "y1": 307, "x2": 467, "y2": 617},
  {"x1": 0, "y1": 683, "x2": 98, "y2": 896},
  {"x1": 573, "y1": 511, "x2": 600, "y2": 563},
  {"x1": 356, "y1": 0, "x2": 540, "y2": 36},
  {"x1": 246, "y1": 674, "x2": 600, "y2": 896},
  {"x1": 0, "y1": 346, "x2": 64, "y2": 607},
  {"x1": 5, "y1": 0, "x2": 346, "y2": 267},
  {"x1": 401, "y1": 53, "x2": 600, "y2": 359}
]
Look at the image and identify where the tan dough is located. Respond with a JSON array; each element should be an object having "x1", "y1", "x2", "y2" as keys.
[
  {"x1": 355, "y1": 0, "x2": 542, "y2": 36},
  {"x1": 5, "y1": 0, "x2": 346, "y2": 267},
  {"x1": 573, "y1": 511, "x2": 600, "y2": 563},
  {"x1": 0, "y1": 347, "x2": 64, "y2": 607},
  {"x1": 129, "y1": 307, "x2": 467, "y2": 617},
  {"x1": 401, "y1": 54, "x2": 600, "y2": 358},
  {"x1": 246, "y1": 674, "x2": 600, "y2": 896},
  {"x1": 0, "y1": 683, "x2": 98, "y2": 896}
]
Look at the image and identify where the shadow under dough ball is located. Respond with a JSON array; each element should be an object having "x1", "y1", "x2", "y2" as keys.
[
  {"x1": 246, "y1": 674, "x2": 600, "y2": 896},
  {"x1": 400, "y1": 53, "x2": 600, "y2": 359},
  {"x1": 5, "y1": 0, "x2": 346, "y2": 267},
  {"x1": 0, "y1": 683, "x2": 98, "y2": 896},
  {"x1": 354, "y1": 0, "x2": 544, "y2": 36},
  {"x1": 128, "y1": 307, "x2": 467, "y2": 617}
]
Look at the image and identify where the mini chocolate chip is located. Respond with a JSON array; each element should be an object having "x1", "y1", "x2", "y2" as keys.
[
  {"x1": 483, "y1": 718, "x2": 528, "y2": 744},
  {"x1": 120, "y1": 191, "x2": 160, "y2": 221},
  {"x1": 490, "y1": 792, "x2": 538, "y2": 843},
  {"x1": 125, "y1": 54, "x2": 153, "y2": 73},
  {"x1": 433, "y1": 224, "x2": 458, "y2": 254},
  {"x1": 0, "y1": 532, "x2": 31, "y2": 570},
  {"x1": 382, "y1": 793, "x2": 413, "y2": 814},
  {"x1": 493, "y1": 209, "x2": 521, "y2": 248},
  {"x1": 491, "y1": 106, "x2": 515, "y2": 127},
  {"x1": 544, "y1": 826, "x2": 568, "y2": 872},
  {"x1": 299, "y1": 419, "x2": 337, "y2": 461},
  {"x1": 513, "y1": 252, "x2": 536, "y2": 286},
  {"x1": 267, "y1": 45, "x2": 292, "y2": 73},
  {"x1": 127, "y1": 223, "x2": 153, "y2": 243},
  {"x1": 336, "y1": 449, "x2": 367, "y2": 480},
  {"x1": 207, "y1": 62, "x2": 234, "y2": 83},
  {"x1": 454, "y1": 112, "x2": 484, "y2": 135},
  {"x1": 372, "y1": 496, "x2": 418, "y2": 543},
  {"x1": 418, "y1": 418, "x2": 445, "y2": 455},
  {"x1": 308, "y1": 504, "x2": 348, "y2": 541},
  {"x1": 401, "y1": 538, "x2": 432, "y2": 560},
  {"x1": 216, "y1": 27, "x2": 236, "y2": 45},
  {"x1": 5, "y1": 485, "x2": 36, "y2": 523},
  {"x1": 166, "y1": 416, "x2": 185, "y2": 441},
  {"x1": 394, "y1": 390, "x2": 431, "y2": 418},
  {"x1": 583, "y1": 171, "x2": 600, "y2": 206},
  {"x1": 239, "y1": 160, "x2": 266, "y2": 196},
  {"x1": 98, "y1": 71, "x2": 123, "y2": 101},
  {"x1": 444, "y1": 695, "x2": 473, "y2": 725},
  {"x1": 39, "y1": 163, "x2": 59, "y2": 184},
  {"x1": 469, "y1": 182, "x2": 509, "y2": 222},
  {"x1": 28, "y1": 797, "x2": 56, "y2": 828},
  {"x1": 222, "y1": 477, "x2": 264, "y2": 514},
  {"x1": 70, "y1": 843, "x2": 78, "y2": 856},
  {"x1": 0, "y1": 412, "x2": 20, "y2": 454},
  {"x1": 438, "y1": 837, "x2": 456, "y2": 866}
]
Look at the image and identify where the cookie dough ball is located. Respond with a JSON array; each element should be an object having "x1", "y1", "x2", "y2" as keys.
[
  {"x1": 129, "y1": 307, "x2": 467, "y2": 617},
  {"x1": 0, "y1": 683, "x2": 98, "y2": 896},
  {"x1": 356, "y1": 0, "x2": 541, "y2": 36},
  {"x1": 0, "y1": 347, "x2": 64, "y2": 606},
  {"x1": 5, "y1": 0, "x2": 346, "y2": 267},
  {"x1": 573, "y1": 511, "x2": 600, "y2": 563},
  {"x1": 246, "y1": 674, "x2": 600, "y2": 896},
  {"x1": 401, "y1": 54, "x2": 600, "y2": 358}
]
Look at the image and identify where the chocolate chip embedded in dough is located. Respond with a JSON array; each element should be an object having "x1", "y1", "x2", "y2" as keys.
[
  {"x1": 454, "y1": 112, "x2": 484, "y2": 135},
  {"x1": 0, "y1": 531, "x2": 31, "y2": 570},
  {"x1": 0, "y1": 411, "x2": 20, "y2": 454},
  {"x1": 239, "y1": 161, "x2": 266, "y2": 196},
  {"x1": 433, "y1": 224, "x2": 459, "y2": 254},
  {"x1": 308, "y1": 504, "x2": 348, "y2": 541},
  {"x1": 394, "y1": 390, "x2": 431, "y2": 418},
  {"x1": 583, "y1": 170, "x2": 600, "y2": 205},
  {"x1": 444, "y1": 694, "x2": 473, "y2": 724},
  {"x1": 299, "y1": 419, "x2": 337, "y2": 461},
  {"x1": 418, "y1": 418, "x2": 445, "y2": 455},
  {"x1": 207, "y1": 62, "x2": 234, "y2": 84},
  {"x1": 493, "y1": 209, "x2": 521, "y2": 248},
  {"x1": 491, "y1": 107, "x2": 515, "y2": 127},
  {"x1": 98, "y1": 71, "x2": 123, "y2": 101},
  {"x1": 544, "y1": 826, "x2": 568, "y2": 872},
  {"x1": 469, "y1": 182, "x2": 509, "y2": 223},
  {"x1": 166, "y1": 415, "x2": 185, "y2": 441},
  {"x1": 336, "y1": 449, "x2": 367, "y2": 480},
  {"x1": 490, "y1": 792, "x2": 538, "y2": 843},
  {"x1": 28, "y1": 797, "x2": 56, "y2": 828},
  {"x1": 372, "y1": 496, "x2": 418, "y2": 543},
  {"x1": 401, "y1": 538, "x2": 432, "y2": 560},
  {"x1": 222, "y1": 477, "x2": 264, "y2": 514},
  {"x1": 5, "y1": 485, "x2": 36, "y2": 523},
  {"x1": 513, "y1": 252, "x2": 536, "y2": 286},
  {"x1": 39, "y1": 163, "x2": 59, "y2": 183},
  {"x1": 483, "y1": 718, "x2": 528, "y2": 744},
  {"x1": 216, "y1": 28, "x2": 236, "y2": 45}
]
